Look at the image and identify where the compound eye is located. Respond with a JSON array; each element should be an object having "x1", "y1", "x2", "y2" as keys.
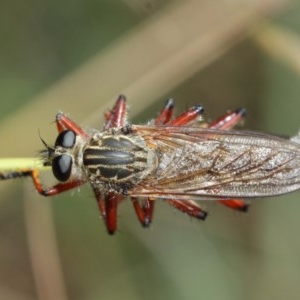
[
  {"x1": 52, "y1": 154, "x2": 72, "y2": 182},
  {"x1": 55, "y1": 130, "x2": 76, "y2": 148}
]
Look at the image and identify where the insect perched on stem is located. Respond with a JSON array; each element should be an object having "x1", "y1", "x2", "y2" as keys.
[{"x1": 1, "y1": 95, "x2": 300, "y2": 234}]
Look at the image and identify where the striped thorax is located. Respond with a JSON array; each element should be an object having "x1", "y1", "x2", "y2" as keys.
[{"x1": 82, "y1": 128, "x2": 158, "y2": 194}]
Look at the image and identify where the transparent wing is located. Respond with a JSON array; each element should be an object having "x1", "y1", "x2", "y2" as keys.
[{"x1": 129, "y1": 125, "x2": 300, "y2": 200}]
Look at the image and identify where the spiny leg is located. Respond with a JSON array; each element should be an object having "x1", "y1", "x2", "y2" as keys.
[
  {"x1": 155, "y1": 98, "x2": 174, "y2": 125},
  {"x1": 216, "y1": 198, "x2": 249, "y2": 212},
  {"x1": 104, "y1": 94, "x2": 127, "y2": 129},
  {"x1": 131, "y1": 197, "x2": 155, "y2": 227},
  {"x1": 55, "y1": 112, "x2": 88, "y2": 138},
  {"x1": 165, "y1": 199, "x2": 208, "y2": 220},
  {"x1": 208, "y1": 107, "x2": 246, "y2": 130},
  {"x1": 93, "y1": 187, "x2": 123, "y2": 235},
  {"x1": 0, "y1": 169, "x2": 85, "y2": 196},
  {"x1": 104, "y1": 193, "x2": 121, "y2": 235},
  {"x1": 168, "y1": 104, "x2": 204, "y2": 126}
]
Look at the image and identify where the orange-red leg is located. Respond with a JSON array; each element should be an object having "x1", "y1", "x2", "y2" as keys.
[
  {"x1": 165, "y1": 199, "x2": 208, "y2": 220},
  {"x1": 131, "y1": 197, "x2": 155, "y2": 227},
  {"x1": 217, "y1": 198, "x2": 249, "y2": 212},
  {"x1": 55, "y1": 112, "x2": 88, "y2": 138},
  {"x1": 208, "y1": 107, "x2": 246, "y2": 130},
  {"x1": 92, "y1": 182, "x2": 125, "y2": 235},
  {"x1": 0, "y1": 169, "x2": 85, "y2": 196},
  {"x1": 103, "y1": 94, "x2": 127, "y2": 129},
  {"x1": 103, "y1": 193, "x2": 121, "y2": 234},
  {"x1": 155, "y1": 98, "x2": 174, "y2": 125},
  {"x1": 168, "y1": 104, "x2": 204, "y2": 126}
]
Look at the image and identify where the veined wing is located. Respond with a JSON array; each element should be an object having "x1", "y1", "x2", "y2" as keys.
[{"x1": 129, "y1": 125, "x2": 300, "y2": 200}]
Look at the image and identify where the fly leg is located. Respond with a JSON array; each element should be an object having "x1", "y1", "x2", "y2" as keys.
[
  {"x1": 0, "y1": 169, "x2": 85, "y2": 196},
  {"x1": 155, "y1": 98, "x2": 174, "y2": 125},
  {"x1": 217, "y1": 198, "x2": 249, "y2": 213},
  {"x1": 55, "y1": 112, "x2": 88, "y2": 138},
  {"x1": 131, "y1": 197, "x2": 155, "y2": 227},
  {"x1": 103, "y1": 94, "x2": 127, "y2": 129},
  {"x1": 165, "y1": 199, "x2": 208, "y2": 220},
  {"x1": 93, "y1": 188, "x2": 123, "y2": 235},
  {"x1": 208, "y1": 107, "x2": 246, "y2": 130},
  {"x1": 217, "y1": 198, "x2": 249, "y2": 212},
  {"x1": 168, "y1": 104, "x2": 204, "y2": 126}
]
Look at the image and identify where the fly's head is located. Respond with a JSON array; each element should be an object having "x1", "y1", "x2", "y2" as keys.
[{"x1": 40, "y1": 130, "x2": 86, "y2": 183}]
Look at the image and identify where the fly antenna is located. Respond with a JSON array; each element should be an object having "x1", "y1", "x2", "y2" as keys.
[
  {"x1": 38, "y1": 130, "x2": 54, "y2": 162},
  {"x1": 38, "y1": 129, "x2": 52, "y2": 149}
]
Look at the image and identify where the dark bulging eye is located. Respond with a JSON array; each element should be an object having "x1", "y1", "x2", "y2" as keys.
[
  {"x1": 55, "y1": 130, "x2": 76, "y2": 148},
  {"x1": 52, "y1": 154, "x2": 72, "y2": 182}
]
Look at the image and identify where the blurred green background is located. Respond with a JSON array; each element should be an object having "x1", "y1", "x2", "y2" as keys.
[{"x1": 1, "y1": 0, "x2": 300, "y2": 299}]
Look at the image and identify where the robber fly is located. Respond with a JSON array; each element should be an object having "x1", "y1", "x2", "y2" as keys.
[{"x1": 1, "y1": 95, "x2": 300, "y2": 234}]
